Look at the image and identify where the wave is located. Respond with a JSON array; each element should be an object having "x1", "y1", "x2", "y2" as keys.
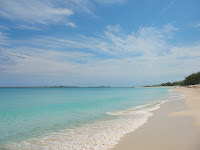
[
  {"x1": 106, "y1": 101, "x2": 164, "y2": 116},
  {"x1": 3, "y1": 90, "x2": 183, "y2": 150}
]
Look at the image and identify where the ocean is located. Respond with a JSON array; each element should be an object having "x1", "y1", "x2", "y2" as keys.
[{"x1": 0, "y1": 87, "x2": 182, "y2": 150}]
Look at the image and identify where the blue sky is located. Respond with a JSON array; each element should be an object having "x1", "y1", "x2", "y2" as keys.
[{"x1": 0, "y1": 0, "x2": 200, "y2": 87}]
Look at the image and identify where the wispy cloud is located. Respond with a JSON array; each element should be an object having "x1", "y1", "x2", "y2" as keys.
[
  {"x1": 0, "y1": 23, "x2": 199, "y2": 86},
  {"x1": 0, "y1": 0, "x2": 125, "y2": 28},
  {"x1": 105, "y1": 24, "x2": 122, "y2": 32},
  {"x1": 95, "y1": 0, "x2": 125, "y2": 4},
  {"x1": 1, "y1": 24, "x2": 199, "y2": 79},
  {"x1": 160, "y1": 0, "x2": 175, "y2": 16},
  {"x1": 0, "y1": 47, "x2": 93, "y2": 75},
  {"x1": 0, "y1": 32, "x2": 9, "y2": 46},
  {"x1": 193, "y1": 23, "x2": 200, "y2": 28},
  {"x1": 18, "y1": 25, "x2": 41, "y2": 30},
  {"x1": 66, "y1": 22, "x2": 77, "y2": 28},
  {"x1": 0, "y1": 25, "x2": 9, "y2": 30},
  {"x1": 25, "y1": 24, "x2": 178, "y2": 58},
  {"x1": 0, "y1": 0, "x2": 74, "y2": 25}
]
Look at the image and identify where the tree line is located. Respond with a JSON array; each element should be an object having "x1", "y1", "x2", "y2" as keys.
[
  {"x1": 147, "y1": 72, "x2": 200, "y2": 87},
  {"x1": 182, "y1": 71, "x2": 200, "y2": 85}
]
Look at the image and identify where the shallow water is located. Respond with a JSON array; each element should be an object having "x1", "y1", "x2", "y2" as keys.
[{"x1": 0, "y1": 87, "x2": 182, "y2": 149}]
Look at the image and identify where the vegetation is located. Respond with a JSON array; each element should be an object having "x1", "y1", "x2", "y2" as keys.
[
  {"x1": 159, "y1": 80, "x2": 183, "y2": 86},
  {"x1": 144, "y1": 72, "x2": 200, "y2": 87},
  {"x1": 182, "y1": 72, "x2": 200, "y2": 85}
]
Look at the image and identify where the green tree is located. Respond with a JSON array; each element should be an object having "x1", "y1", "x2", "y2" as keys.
[{"x1": 183, "y1": 72, "x2": 200, "y2": 85}]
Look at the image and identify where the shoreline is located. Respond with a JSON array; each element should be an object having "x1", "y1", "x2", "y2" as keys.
[{"x1": 112, "y1": 86, "x2": 200, "y2": 150}]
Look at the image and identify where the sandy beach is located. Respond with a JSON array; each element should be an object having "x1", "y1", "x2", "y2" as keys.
[
  {"x1": 113, "y1": 86, "x2": 200, "y2": 150},
  {"x1": 172, "y1": 85, "x2": 200, "y2": 130}
]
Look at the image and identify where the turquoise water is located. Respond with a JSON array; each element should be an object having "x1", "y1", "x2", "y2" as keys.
[{"x1": 0, "y1": 87, "x2": 178, "y2": 149}]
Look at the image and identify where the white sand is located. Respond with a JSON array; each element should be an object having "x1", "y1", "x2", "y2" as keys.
[{"x1": 112, "y1": 86, "x2": 200, "y2": 150}]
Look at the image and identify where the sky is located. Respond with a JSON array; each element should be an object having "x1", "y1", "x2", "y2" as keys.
[{"x1": 0, "y1": 0, "x2": 200, "y2": 87}]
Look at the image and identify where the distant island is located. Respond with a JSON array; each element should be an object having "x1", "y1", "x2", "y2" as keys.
[
  {"x1": 144, "y1": 71, "x2": 200, "y2": 87},
  {"x1": 0, "y1": 86, "x2": 111, "y2": 88},
  {"x1": 1, "y1": 72, "x2": 199, "y2": 88}
]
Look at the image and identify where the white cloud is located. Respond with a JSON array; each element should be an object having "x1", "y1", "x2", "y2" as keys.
[
  {"x1": 66, "y1": 22, "x2": 76, "y2": 28},
  {"x1": 1, "y1": 43, "x2": 199, "y2": 85},
  {"x1": 0, "y1": 24, "x2": 199, "y2": 86},
  {"x1": 0, "y1": 47, "x2": 93, "y2": 75},
  {"x1": 0, "y1": 0, "x2": 74, "y2": 25},
  {"x1": 27, "y1": 24, "x2": 177, "y2": 57},
  {"x1": 0, "y1": 32, "x2": 9, "y2": 46},
  {"x1": 0, "y1": 0, "x2": 125, "y2": 28},
  {"x1": 169, "y1": 44, "x2": 200, "y2": 58},
  {"x1": 18, "y1": 25, "x2": 41, "y2": 30},
  {"x1": 0, "y1": 25, "x2": 9, "y2": 30},
  {"x1": 105, "y1": 24, "x2": 121, "y2": 32},
  {"x1": 0, "y1": 0, "x2": 125, "y2": 26}
]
